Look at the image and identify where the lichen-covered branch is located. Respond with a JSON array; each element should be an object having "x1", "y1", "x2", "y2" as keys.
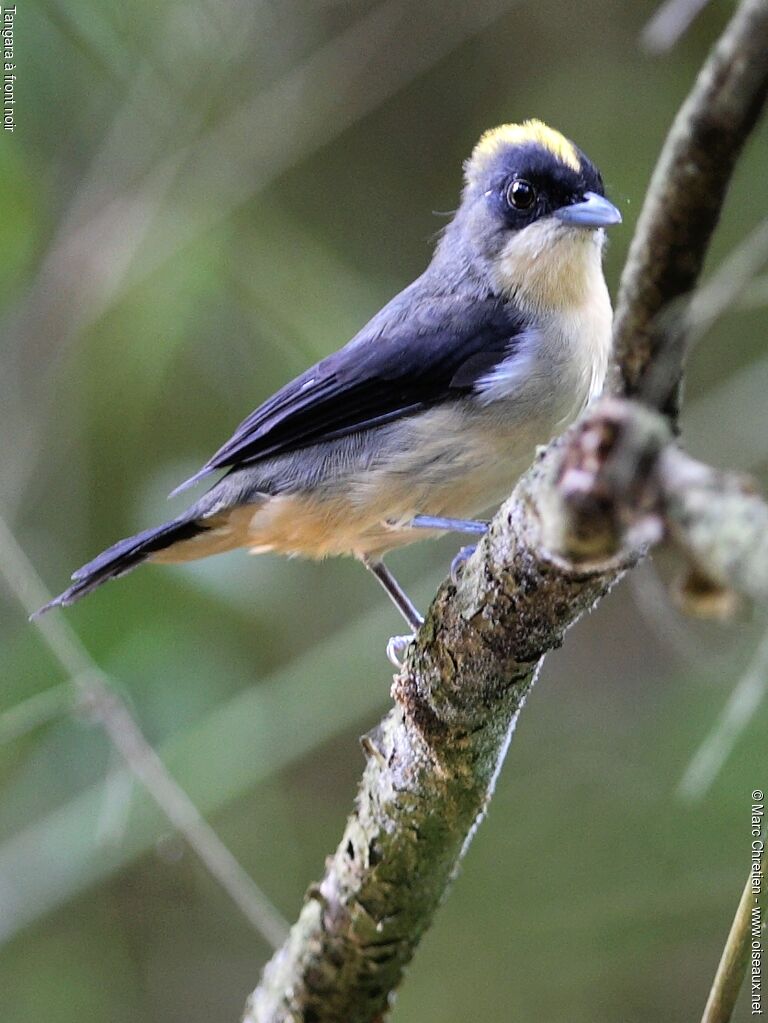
[
  {"x1": 244, "y1": 2, "x2": 768, "y2": 1019},
  {"x1": 246, "y1": 441, "x2": 625, "y2": 1023},
  {"x1": 541, "y1": 401, "x2": 768, "y2": 609},
  {"x1": 610, "y1": 0, "x2": 768, "y2": 418},
  {"x1": 245, "y1": 407, "x2": 768, "y2": 1023},
  {"x1": 660, "y1": 447, "x2": 768, "y2": 604}
]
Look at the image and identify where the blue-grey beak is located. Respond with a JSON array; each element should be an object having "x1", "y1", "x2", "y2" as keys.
[{"x1": 554, "y1": 191, "x2": 622, "y2": 228}]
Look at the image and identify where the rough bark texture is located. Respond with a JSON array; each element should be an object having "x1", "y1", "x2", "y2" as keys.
[
  {"x1": 609, "y1": 0, "x2": 768, "y2": 419},
  {"x1": 244, "y1": 2, "x2": 768, "y2": 1019},
  {"x1": 246, "y1": 443, "x2": 623, "y2": 1023},
  {"x1": 660, "y1": 447, "x2": 768, "y2": 604}
]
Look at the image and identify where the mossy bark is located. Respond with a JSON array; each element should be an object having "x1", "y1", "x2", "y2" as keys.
[
  {"x1": 245, "y1": 445, "x2": 621, "y2": 1023},
  {"x1": 244, "y1": 1, "x2": 768, "y2": 1019}
]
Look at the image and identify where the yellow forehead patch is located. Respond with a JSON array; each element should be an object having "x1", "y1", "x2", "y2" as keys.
[{"x1": 470, "y1": 119, "x2": 581, "y2": 175}]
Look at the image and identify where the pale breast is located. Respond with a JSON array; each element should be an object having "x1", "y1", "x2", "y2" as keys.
[{"x1": 489, "y1": 217, "x2": 613, "y2": 416}]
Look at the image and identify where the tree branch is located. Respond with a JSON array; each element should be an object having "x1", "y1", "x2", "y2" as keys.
[
  {"x1": 245, "y1": 2, "x2": 768, "y2": 1018},
  {"x1": 660, "y1": 447, "x2": 768, "y2": 603},
  {"x1": 700, "y1": 838, "x2": 764, "y2": 1023},
  {"x1": 610, "y1": 0, "x2": 768, "y2": 419},
  {"x1": 247, "y1": 442, "x2": 625, "y2": 1023},
  {"x1": 0, "y1": 515, "x2": 290, "y2": 950}
]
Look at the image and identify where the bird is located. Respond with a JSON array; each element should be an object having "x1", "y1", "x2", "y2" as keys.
[{"x1": 35, "y1": 119, "x2": 621, "y2": 662}]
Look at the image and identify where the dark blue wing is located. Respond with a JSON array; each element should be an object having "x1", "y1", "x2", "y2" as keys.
[{"x1": 174, "y1": 283, "x2": 529, "y2": 493}]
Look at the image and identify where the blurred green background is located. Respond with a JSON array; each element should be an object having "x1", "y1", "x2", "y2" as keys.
[{"x1": 1, "y1": 1, "x2": 767, "y2": 1020}]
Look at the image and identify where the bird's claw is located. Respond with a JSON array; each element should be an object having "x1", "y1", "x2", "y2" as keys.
[
  {"x1": 451, "y1": 544, "x2": 477, "y2": 584},
  {"x1": 387, "y1": 634, "x2": 415, "y2": 667}
]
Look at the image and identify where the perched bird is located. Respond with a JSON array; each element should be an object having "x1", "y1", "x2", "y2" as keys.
[{"x1": 36, "y1": 120, "x2": 621, "y2": 659}]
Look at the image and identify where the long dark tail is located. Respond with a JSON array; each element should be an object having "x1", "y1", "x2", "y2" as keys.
[{"x1": 32, "y1": 515, "x2": 206, "y2": 617}]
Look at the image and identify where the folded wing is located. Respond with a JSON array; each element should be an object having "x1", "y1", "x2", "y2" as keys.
[{"x1": 173, "y1": 283, "x2": 529, "y2": 494}]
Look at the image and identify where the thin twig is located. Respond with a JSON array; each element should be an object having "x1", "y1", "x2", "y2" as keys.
[
  {"x1": 627, "y1": 562, "x2": 728, "y2": 672},
  {"x1": 641, "y1": 0, "x2": 712, "y2": 55},
  {"x1": 700, "y1": 837, "x2": 764, "y2": 1022},
  {"x1": 679, "y1": 626, "x2": 768, "y2": 801},
  {"x1": 0, "y1": 680, "x2": 75, "y2": 745},
  {"x1": 686, "y1": 218, "x2": 768, "y2": 343},
  {"x1": 683, "y1": 348, "x2": 768, "y2": 473},
  {"x1": 95, "y1": 753, "x2": 137, "y2": 848},
  {"x1": 0, "y1": 514, "x2": 289, "y2": 949},
  {"x1": 82, "y1": 682, "x2": 290, "y2": 949}
]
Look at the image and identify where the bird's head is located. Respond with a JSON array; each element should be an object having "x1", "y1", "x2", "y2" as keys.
[{"x1": 440, "y1": 120, "x2": 621, "y2": 309}]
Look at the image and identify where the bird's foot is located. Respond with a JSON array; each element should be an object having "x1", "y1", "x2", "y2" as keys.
[
  {"x1": 450, "y1": 544, "x2": 477, "y2": 584},
  {"x1": 387, "y1": 633, "x2": 415, "y2": 667}
]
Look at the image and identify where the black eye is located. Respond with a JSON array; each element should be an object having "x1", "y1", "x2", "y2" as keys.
[{"x1": 506, "y1": 178, "x2": 536, "y2": 211}]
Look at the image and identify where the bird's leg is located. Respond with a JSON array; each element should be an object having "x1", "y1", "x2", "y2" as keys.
[
  {"x1": 362, "y1": 557, "x2": 423, "y2": 630},
  {"x1": 364, "y1": 521, "x2": 489, "y2": 664},
  {"x1": 407, "y1": 515, "x2": 489, "y2": 535},
  {"x1": 361, "y1": 557, "x2": 423, "y2": 667}
]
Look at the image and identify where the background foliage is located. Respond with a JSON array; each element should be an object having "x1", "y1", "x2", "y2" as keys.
[{"x1": 1, "y1": 1, "x2": 767, "y2": 1020}]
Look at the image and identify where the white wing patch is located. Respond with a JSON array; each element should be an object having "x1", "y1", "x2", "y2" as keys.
[{"x1": 473, "y1": 330, "x2": 540, "y2": 406}]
